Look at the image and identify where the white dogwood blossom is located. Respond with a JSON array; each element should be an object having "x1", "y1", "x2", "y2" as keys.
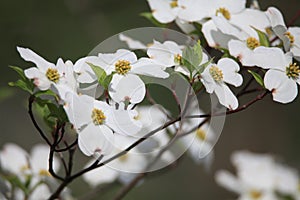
[
  {"x1": 17, "y1": 47, "x2": 71, "y2": 91},
  {"x1": 266, "y1": 7, "x2": 300, "y2": 61},
  {"x1": 200, "y1": 58, "x2": 243, "y2": 109},
  {"x1": 216, "y1": 151, "x2": 300, "y2": 200},
  {"x1": 147, "y1": 0, "x2": 183, "y2": 23},
  {"x1": 89, "y1": 49, "x2": 169, "y2": 104}
]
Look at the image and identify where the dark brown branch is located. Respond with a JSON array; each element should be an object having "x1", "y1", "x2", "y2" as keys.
[
  {"x1": 54, "y1": 138, "x2": 78, "y2": 152},
  {"x1": 28, "y1": 95, "x2": 51, "y2": 146}
]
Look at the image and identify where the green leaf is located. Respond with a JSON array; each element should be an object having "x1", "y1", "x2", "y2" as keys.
[
  {"x1": 102, "y1": 74, "x2": 113, "y2": 89},
  {"x1": 252, "y1": 27, "x2": 270, "y2": 47},
  {"x1": 194, "y1": 57, "x2": 213, "y2": 75},
  {"x1": 6, "y1": 175, "x2": 29, "y2": 195},
  {"x1": 9, "y1": 66, "x2": 27, "y2": 80},
  {"x1": 87, "y1": 62, "x2": 106, "y2": 82},
  {"x1": 87, "y1": 62, "x2": 112, "y2": 89},
  {"x1": 248, "y1": 70, "x2": 265, "y2": 87},
  {"x1": 8, "y1": 66, "x2": 34, "y2": 94},
  {"x1": 140, "y1": 12, "x2": 167, "y2": 27},
  {"x1": 182, "y1": 41, "x2": 203, "y2": 77},
  {"x1": 34, "y1": 97, "x2": 68, "y2": 128}
]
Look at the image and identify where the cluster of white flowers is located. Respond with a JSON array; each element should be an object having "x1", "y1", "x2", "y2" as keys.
[
  {"x1": 146, "y1": 0, "x2": 300, "y2": 103},
  {"x1": 215, "y1": 151, "x2": 300, "y2": 200},
  {"x1": 6, "y1": 0, "x2": 299, "y2": 198},
  {"x1": 15, "y1": 40, "x2": 219, "y2": 187},
  {"x1": 0, "y1": 143, "x2": 67, "y2": 200}
]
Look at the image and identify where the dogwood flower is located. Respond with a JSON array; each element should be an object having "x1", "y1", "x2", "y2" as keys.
[
  {"x1": 147, "y1": 0, "x2": 183, "y2": 23},
  {"x1": 200, "y1": 58, "x2": 243, "y2": 109},
  {"x1": 216, "y1": 151, "x2": 300, "y2": 200},
  {"x1": 266, "y1": 7, "x2": 300, "y2": 61},
  {"x1": 0, "y1": 143, "x2": 29, "y2": 177},
  {"x1": 89, "y1": 49, "x2": 169, "y2": 104},
  {"x1": 180, "y1": 118, "x2": 216, "y2": 168},
  {"x1": 261, "y1": 51, "x2": 300, "y2": 103},
  {"x1": 147, "y1": 40, "x2": 184, "y2": 68},
  {"x1": 83, "y1": 134, "x2": 148, "y2": 186},
  {"x1": 63, "y1": 93, "x2": 115, "y2": 157},
  {"x1": 179, "y1": 0, "x2": 246, "y2": 22},
  {"x1": 0, "y1": 144, "x2": 62, "y2": 200},
  {"x1": 17, "y1": 47, "x2": 70, "y2": 91},
  {"x1": 147, "y1": 40, "x2": 209, "y2": 77},
  {"x1": 205, "y1": 8, "x2": 269, "y2": 49}
]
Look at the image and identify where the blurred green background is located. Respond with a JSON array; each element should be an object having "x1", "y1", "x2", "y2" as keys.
[{"x1": 0, "y1": 0, "x2": 299, "y2": 199}]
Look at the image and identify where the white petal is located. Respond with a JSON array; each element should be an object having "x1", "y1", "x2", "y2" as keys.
[
  {"x1": 73, "y1": 56, "x2": 101, "y2": 83},
  {"x1": 212, "y1": 16, "x2": 247, "y2": 40},
  {"x1": 265, "y1": 7, "x2": 286, "y2": 28},
  {"x1": 119, "y1": 34, "x2": 147, "y2": 50},
  {"x1": 30, "y1": 144, "x2": 60, "y2": 175},
  {"x1": 0, "y1": 143, "x2": 28, "y2": 175},
  {"x1": 214, "y1": 83, "x2": 239, "y2": 110},
  {"x1": 175, "y1": 18, "x2": 196, "y2": 34},
  {"x1": 107, "y1": 108, "x2": 142, "y2": 136},
  {"x1": 217, "y1": 0, "x2": 246, "y2": 14},
  {"x1": 78, "y1": 124, "x2": 114, "y2": 157},
  {"x1": 273, "y1": 164, "x2": 299, "y2": 194},
  {"x1": 289, "y1": 27, "x2": 300, "y2": 46},
  {"x1": 264, "y1": 69, "x2": 298, "y2": 103},
  {"x1": 217, "y1": 58, "x2": 243, "y2": 87},
  {"x1": 24, "y1": 67, "x2": 51, "y2": 90},
  {"x1": 201, "y1": 64, "x2": 216, "y2": 94},
  {"x1": 228, "y1": 40, "x2": 254, "y2": 66},
  {"x1": 102, "y1": 49, "x2": 137, "y2": 66},
  {"x1": 147, "y1": 40, "x2": 178, "y2": 67},
  {"x1": 131, "y1": 58, "x2": 169, "y2": 78},
  {"x1": 17, "y1": 47, "x2": 55, "y2": 72},
  {"x1": 109, "y1": 74, "x2": 146, "y2": 104},
  {"x1": 83, "y1": 160, "x2": 118, "y2": 187},
  {"x1": 63, "y1": 93, "x2": 94, "y2": 130},
  {"x1": 148, "y1": 0, "x2": 177, "y2": 23},
  {"x1": 202, "y1": 20, "x2": 236, "y2": 48},
  {"x1": 29, "y1": 184, "x2": 51, "y2": 200},
  {"x1": 178, "y1": 0, "x2": 213, "y2": 22},
  {"x1": 78, "y1": 83, "x2": 104, "y2": 99},
  {"x1": 215, "y1": 170, "x2": 241, "y2": 194},
  {"x1": 230, "y1": 9, "x2": 270, "y2": 37}
]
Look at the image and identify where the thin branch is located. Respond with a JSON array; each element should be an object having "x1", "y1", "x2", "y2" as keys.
[
  {"x1": 186, "y1": 90, "x2": 270, "y2": 119},
  {"x1": 113, "y1": 123, "x2": 184, "y2": 200},
  {"x1": 28, "y1": 95, "x2": 51, "y2": 146},
  {"x1": 54, "y1": 138, "x2": 78, "y2": 152}
]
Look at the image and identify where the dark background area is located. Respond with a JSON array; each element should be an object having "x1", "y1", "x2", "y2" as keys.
[{"x1": 0, "y1": 0, "x2": 299, "y2": 199}]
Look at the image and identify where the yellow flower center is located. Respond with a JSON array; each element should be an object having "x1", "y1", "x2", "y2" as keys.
[
  {"x1": 119, "y1": 154, "x2": 129, "y2": 162},
  {"x1": 174, "y1": 54, "x2": 182, "y2": 65},
  {"x1": 115, "y1": 60, "x2": 131, "y2": 75},
  {"x1": 196, "y1": 128, "x2": 206, "y2": 141},
  {"x1": 170, "y1": 0, "x2": 178, "y2": 8},
  {"x1": 20, "y1": 164, "x2": 30, "y2": 172},
  {"x1": 286, "y1": 63, "x2": 300, "y2": 79},
  {"x1": 249, "y1": 190, "x2": 262, "y2": 199},
  {"x1": 209, "y1": 65, "x2": 223, "y2": 82},
  {"x1": 216, "y1": 7, "x2": 231, "y2": 20},
  {"x1": 246, "y1": 37, "x2": 260, "y2": 50},
  {"x1": 91, "y1": 108, "x2": 106, "y2": 125},
  {"x1": 39, "y1": 169, "x2": 51, "y2": 177},
  {"x1": 284, "y1": 31, "x2": 295, "y2": 45},
  {"x1": 46, "y1": 68, "x2": 60, "y2": 83},
  {"x1": 265, "y1": 27, "x2": 273, "y2": 37}
]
